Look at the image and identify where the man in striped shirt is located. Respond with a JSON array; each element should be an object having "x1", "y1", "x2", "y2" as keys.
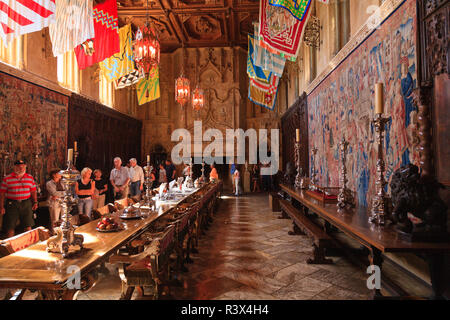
[{"x1": 0, "y1": 160, "x2": 39, "y2": 238}]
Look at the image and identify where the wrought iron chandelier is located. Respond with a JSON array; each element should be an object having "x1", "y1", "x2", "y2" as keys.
[
  {"x1": 175, "y1": 46, "x2": 190, "y2": 107},
  {"x1": 133, "y1": 0, "x2": 160, "y2": 78}
]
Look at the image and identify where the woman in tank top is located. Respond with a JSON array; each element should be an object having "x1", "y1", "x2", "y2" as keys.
[{"x1": 75, "y1": 167, "x2": 95, "y2": 221}]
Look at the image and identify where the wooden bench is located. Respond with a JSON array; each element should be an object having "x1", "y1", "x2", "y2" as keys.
[{"x1": 279, "y1": 198, "x2": 333, "y2": 265}]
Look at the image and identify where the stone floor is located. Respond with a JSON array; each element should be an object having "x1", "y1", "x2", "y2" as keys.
[{"x1": 74, "y1": 192, "x2": 372, "y2": 300}]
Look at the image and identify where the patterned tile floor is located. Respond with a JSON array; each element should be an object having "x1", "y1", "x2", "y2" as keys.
[
  {"x1": 1, "y1": 193, "x2": 374, "y2": 300},
  {"x1": 78, "y1": 193, "x2": 372, "y2": 300}
]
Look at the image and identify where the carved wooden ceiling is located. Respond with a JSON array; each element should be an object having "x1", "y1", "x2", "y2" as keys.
[{"x1": 114, "y1": 0, "x2": 259, "y2": 52}]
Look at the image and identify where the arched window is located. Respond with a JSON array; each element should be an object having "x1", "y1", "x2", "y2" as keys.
[{"x1": 99, "y1": 72, "x2": 114, "y2": 108}]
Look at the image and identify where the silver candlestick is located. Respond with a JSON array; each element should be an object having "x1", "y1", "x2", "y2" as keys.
[
  {"x1": 47, "y1": 160, "x2": 84, "y2": 257},
  {"x1": 294, "y1": 142, "x2": 308, "y2": 189},
  {"x1": 369, "y1": 114, "x2": 391, "y2": 225},
  {"x1": 337, "y1": 137, "x2": 355, "y2": 210},
  {"x1": 0, "y1": 148, "x2": 10, "y2": 178},
  {"x1": 309, "y1": 147, "x2": 318, "y2": 191},
  {"x1": 74, "y1": 150, "x2": 79, "y2": 169},
  {"x1": 143, "y1": 160, "x2": 155, "y2": 208},
  {"x1": 33, "y1": 150, "x2": 42, "y2": 197},
  {"x1": 201, "y1": 161, "x2": 205, "y2": 184}
]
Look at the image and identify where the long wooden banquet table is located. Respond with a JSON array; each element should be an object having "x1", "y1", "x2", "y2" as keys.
[
  {"x1": 279, "y1": 183, "x2": 450, "y2": 299},
  {"x1": 0, "y1": 182, "x2": 221, "y2": 300}
]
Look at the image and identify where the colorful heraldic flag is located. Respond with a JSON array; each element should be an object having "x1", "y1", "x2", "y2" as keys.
[
  {"x1": 253, "y1": 34, "x2": 286, "y2": 77},
  {"x1": 48, "y1": 0, "x2": 95, "y2": 57},
  {"x1": 247, "y1": 34, "x2": 274, "y2": 83},
  {"x1": 259, "y1": 0, "x2": 311, "y2": 58},
  {"x1": 136, "y1": 66, "x2": 160, "y2": 105},
  {"x1": 248, "y1": 79, "x2": 278, "y2": 111},
  {"x1": 254, "y1": 23, "x2": 296, "y2": 62},
  {"x1": 268, "y1": 0, "x2": 311, "y2": 22},
  {"x1": 115, "y1": 66, "x2": 144, "y2": 89},
  {"x1": 74, "y1": 0, "x2": 119, "y2": 69},
  {"x1": 0, "y1": 0, "x2": 56, "y2": 45},
  {"x1": 99, "y1": 24, "x2": 134, "y2": 82}
]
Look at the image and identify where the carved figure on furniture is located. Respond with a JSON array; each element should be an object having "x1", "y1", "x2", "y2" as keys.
[{"x1": 390, "y1": 164, "x2": 448, "y2": 239}]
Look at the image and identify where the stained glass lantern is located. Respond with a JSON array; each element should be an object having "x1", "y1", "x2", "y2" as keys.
[
  {"x1": 175, "y1": 73, "x2": 190, "y2": 106},
  {"x1": 192, "y1": 86, "x2": 204, "y2": 111},
  {"x1": 133, "y1": 25, "x2": 160, "y2": 78}
]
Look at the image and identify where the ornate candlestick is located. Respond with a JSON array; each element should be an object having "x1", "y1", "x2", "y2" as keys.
[
  {"x1": 47, "y1": 159, "x2": 84, "y2": 257},
  {"x1": 0, "y1": 148, "x2": 10, "y2": 178},
  {"x1": 73, "y1": 150, "x2": 79, "y2": 169},
  {"x1": 309, "y1": 147, "x2": 318, "y2": 191},
  {"x1": 143, "y1": 159, "x2": 155, "y2": 208},
  {"x1": 185, "y1": 159, "x2": 194, "y2": 189},
  {"x1": 33, "y1": 150, "x2": 42, "y2": 197},
  {"x1": 201, "y1": 161, "x2": 205, "y2": 184},
  {"x1": 369, "y1": 114, "x2": 391, "y2": 225},
  {"x1": 294, "y1": 142, "x2": 302, "y2": 189},
  {"x1": 337, "y1": 137, "x2": 355, "y2": 210}
]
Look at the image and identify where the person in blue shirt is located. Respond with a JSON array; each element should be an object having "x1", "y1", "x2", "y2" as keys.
[{"x1": 165, "y1": 159, "x2": 176, "y2": 182}]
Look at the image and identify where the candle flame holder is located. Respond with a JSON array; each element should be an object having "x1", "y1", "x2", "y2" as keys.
[
  {"x1": 143, "y1": 160, "x2": 155, "y2": 209},
  {"x1": 369, "y1": 114, "x2": 392, "y2": 225},
  {"x1": 309, "y1": 147, "x2": 318, "y2": 191},
  {"x1": 294, "y1": 142, "x2": 308, "y2": 189},
  {"x1": 47, "y1": 160, "x2": 84, "y2": 257},
  {"x1": 337, "y1": 137, "x2": 355, "y2": 210}
]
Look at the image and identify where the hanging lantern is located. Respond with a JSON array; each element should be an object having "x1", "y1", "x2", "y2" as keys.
[
  {"x1": 192, "y1": 86, "x2": 204, "y2": 111},
  {"x1": 134, "y1": 25, "x2": 160, "y2": 78},
  {"x1": 175, "y1": 73, "x2": 190, "y2": 106}
]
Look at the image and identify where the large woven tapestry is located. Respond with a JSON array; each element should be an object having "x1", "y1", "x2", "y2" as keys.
[
  {"x1": 308, "y1": 0, "x2": 419, "y2": 207},
  {"x1": 0, "y1": 72, "x2": 68, "y2": 191}
]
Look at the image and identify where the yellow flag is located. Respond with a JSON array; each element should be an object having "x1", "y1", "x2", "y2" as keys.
[
  {"x1": 100, "y1": 24, "x2": 134, "y2": 82},
  {"x1": 136, "y1": 66, "x2": 160, "y2": 105}
]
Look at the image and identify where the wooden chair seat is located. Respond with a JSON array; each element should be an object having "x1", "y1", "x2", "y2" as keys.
[
  {"x1": 109, "y1": 225, "x2": 176, "y2": 300},
  {"x1": 0, "y1": 227, "x2": 50, "y2": 257}
]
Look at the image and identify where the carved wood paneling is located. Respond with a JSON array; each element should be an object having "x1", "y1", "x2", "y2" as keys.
[
  {"x1": 68, "y1": 94, "x2": 142, "y2": 176},
  {"x1": 281, "y1": 92, "x2": 309, "y2": 175}
]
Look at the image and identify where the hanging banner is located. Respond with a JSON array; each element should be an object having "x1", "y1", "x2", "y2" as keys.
[
  {"x1": 99, "y1": 24, "x2": 134, "y2": 82},
  {"x1": 248, "y1": 80, "x2": 278, "y2": 111},
  {"x1": 0, "y1": 0, "x2": 56, "y2": 45},
  {"x1": 74, "y1": 0, "x2": 119, "y2": 69},
  {"x1": 253, "y1": 35, "x2": 286, "y2": 77},
  {"x1": 49, "y1": 0, "x2": 95, "y2": 57},
  {"x1": 268, "y1": 0, "x2": 311, "y2": 22},
  {"x1": 136, "y1": 66, "x2": 160, "y2": 105},
  {"x1": 115, "y1": 66, "x2": 144, "y2": 89},
  {"x1": 259, "y1": 0, "x2": 311, "y2": 58},
  {"x1": 247, "y1": 34, "x2": 274, "y2": 83}
]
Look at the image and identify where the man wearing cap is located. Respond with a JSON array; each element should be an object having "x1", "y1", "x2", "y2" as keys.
[
  {"x1": 110, "y1": 157, "x2": 130, "y2": 200},
  {"x1": 0, "y1": 160, "x2": 39, "y2": 237}
]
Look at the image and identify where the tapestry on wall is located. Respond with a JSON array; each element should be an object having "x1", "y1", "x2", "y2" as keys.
[
  {"x1": 0, "y1": 72, "x2": 68, "y2": 191},
  {"x1": 308, "y1": 0, "x2": 419, "y2": 207}
]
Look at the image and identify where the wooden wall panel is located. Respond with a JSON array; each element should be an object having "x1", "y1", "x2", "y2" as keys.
[
  {"x1": 68, "y1": 94, "x2": 142, "y2": 177},
  {"x1": 281, "y1": 92, "x2": 309, "y2": 176}
]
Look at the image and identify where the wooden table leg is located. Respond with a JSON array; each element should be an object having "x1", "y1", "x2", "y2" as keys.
[{"x1": 427, "y1": 253, "x2": 446, "y2": 300}]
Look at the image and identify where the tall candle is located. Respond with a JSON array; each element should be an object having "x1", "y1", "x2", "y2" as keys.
[
  {"x1": 67, "y1": 148, "x2": 73, "y2": 162},
  {"x1": 375, "y1": 83, "x2": 384, "y2": 114},
  {"x1": 74, "y1": 141, "x2": 77, "y2": 152},
  {"x1": 296, "y1": 129, "x2": 300, "y2": 143},
  {"x1": 147, "y1": 155, "x2": 150, "y2": 162}
]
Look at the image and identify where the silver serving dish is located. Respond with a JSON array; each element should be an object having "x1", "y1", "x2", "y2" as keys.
[{"x1": 119, "y1": 206, "x2": 142, "y2": 220}]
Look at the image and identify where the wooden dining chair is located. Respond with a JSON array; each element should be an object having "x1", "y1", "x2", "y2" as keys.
[
  {"x1": 109, "y1": 225, "x2": 176, "y2": 300},
  {"x1": 0, "y1": 227, "x2": 51, "y2": 300}
]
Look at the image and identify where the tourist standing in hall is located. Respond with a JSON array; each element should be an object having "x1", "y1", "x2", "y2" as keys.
[
  {"x1": 92, "y1": 169, "x2": 108, "y2": 210},
  {"x1": 158, "y1": 163, "x2": 167, "y2": 185},
  {"x1": 165, "y1": 159, "x2": 176, "y2": 182},
  {"x1": 128, "y1": 158, "x2": 144, "y2": 199},
  {"x1": 75, "y1": 167, "x2": 95, "y2": 221},
  {"x1": 110, "y1": 157, "x2": 130, "y2": 200},
  {"x1": 0, "y1": 160, "x2": 38, "y2": 238},
  {"x1": 209, "y1": 163, "x2": 219, "y2": 183},
  {"x1": 233, "y1": 165, "x2": 240, "y2": 196},
  {"x1": 46, "y1": 168, "x2": 65, "y2": 232}
]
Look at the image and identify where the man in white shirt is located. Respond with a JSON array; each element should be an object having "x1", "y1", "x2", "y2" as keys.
[
  {"x1": 128, "y1": 158, "x2": 144, "y2": 198},
  {"x1": 110, "y1": 157, "x2": 130, "y2": 200}
]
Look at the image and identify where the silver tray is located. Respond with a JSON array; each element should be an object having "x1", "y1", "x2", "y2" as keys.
[
  {"x1": 119, "y1": 214, "x2": 142, "y2": 220},
  {"x1": 96, "y1": 227, "x2": 121, "y2": 233}
]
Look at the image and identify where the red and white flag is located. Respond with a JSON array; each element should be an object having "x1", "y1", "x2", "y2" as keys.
[{"x1": 0, "y1": 0, "x2": 56, "y2": 45}]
